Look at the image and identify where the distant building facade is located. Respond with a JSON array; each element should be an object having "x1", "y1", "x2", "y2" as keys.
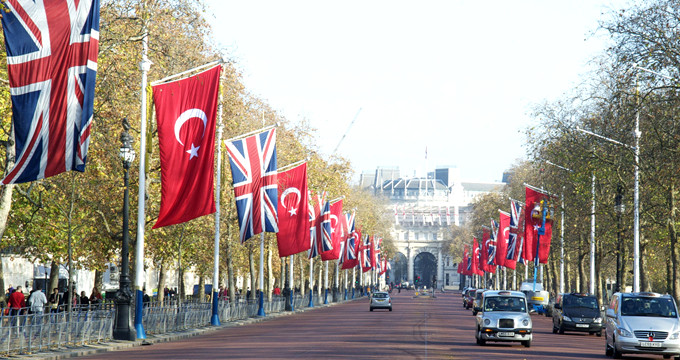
[{"x1": 359, "y1": 166, "x2": 505, "y2": 289}]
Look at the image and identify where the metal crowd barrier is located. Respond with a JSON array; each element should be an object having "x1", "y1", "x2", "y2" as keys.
[
  {"x1": 0, "y1": 307, "x2": 114, "y2": 356},
  {"x1": 0, "y1": 291, "x2": 365, "y2": 356}
]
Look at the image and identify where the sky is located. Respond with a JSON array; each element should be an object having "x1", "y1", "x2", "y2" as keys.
[{"x1": 204, "y1": 0, "x2": 628, "y2": 183}]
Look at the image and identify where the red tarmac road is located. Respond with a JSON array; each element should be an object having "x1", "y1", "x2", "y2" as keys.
[{"x1": 77, "y1": 291, "x2": 670, "y2": 359}]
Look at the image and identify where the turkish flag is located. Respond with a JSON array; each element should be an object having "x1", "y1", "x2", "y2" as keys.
[
  {"x1": 275, "y1": 163, "x2": 310, "y2": 257},
  {"x1": 495, "y1": 211, "x2": 510, "y2": 268},
  {"x1": 321, "y1": 200, "x2": 344, "y2": 261},
  {"x1": 472, "y1": 237, "x2": 483, "y2": 276},
  {"x1": 152, "y1": 65, "x2": 221, "y2": 228},
  {"x1": 524, "y1": 186, "x2": 554, "y2": 264}
]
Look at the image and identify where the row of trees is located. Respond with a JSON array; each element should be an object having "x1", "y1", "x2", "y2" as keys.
[
  {"x1": 448, "y1": 0, "x2": 680, "y2": 305},
  {"x1": 0, "y1": 0, "x2": 394, "y2": 303}
]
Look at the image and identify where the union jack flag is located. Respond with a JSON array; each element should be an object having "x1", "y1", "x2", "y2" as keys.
[
  {"x1": 225, "y1": 128, "x2": 278, "y2": 243},
  {"x1": 1, "y1": 0, "x2": 100, "y2": 184},
  {"x1": 507, "y1": 200, "x2": 522, "y2": 261},
  {"x1": 340, "y1": 211, "x2": 357, "y2": 263},
  {"x1": 487, "y1": 220, "x2": 497, "y2": 265},
  {"x1": 362, "y1": 235, "x2": 372, "y2": 270},
  {"x1": 308, "y1": 191, "x2": 323, "y2": 259},
  {"x1": 320, "y1": 199, "x2": 333, "y2": 253}
]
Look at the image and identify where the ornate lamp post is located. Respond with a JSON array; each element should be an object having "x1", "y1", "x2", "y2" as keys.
[{"x1": 113, "y1": 119, "x2": 137, "y2": 341}]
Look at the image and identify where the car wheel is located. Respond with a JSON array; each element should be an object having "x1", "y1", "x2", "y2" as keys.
[
  {"x1": 389, "y1": 308, "x2": 392, "y2": 312},
  {"x1": 597, "y1": 331, "x2": 602, "y2": 337},
  {"x1": 605, "y1": 334, "x2": 613, "y2": 357},
  {"x1": 612, "y1": 338, "x2": 622, "y2": 359},
  {"x1": 558, "y1": 324, "x2": 565, "y2": 335},
  {"x1": 370, "y1": 308, "x2": 373, "y2": 312},
  {"x1": 476, "y1": 329, "x2": 486, "y2": 346},
  {"x1": 522, "y1": 340, "x2": 531, "y2": 348}
]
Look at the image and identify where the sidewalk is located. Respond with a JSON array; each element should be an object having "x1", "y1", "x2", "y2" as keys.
[{"x1": 12, "y1": 298, "x2": 360, "y2": 359}]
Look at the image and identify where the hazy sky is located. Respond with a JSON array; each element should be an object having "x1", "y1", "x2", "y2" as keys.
[{"x1": 204, "y1": 0, "x2": 627, "y2": 183}]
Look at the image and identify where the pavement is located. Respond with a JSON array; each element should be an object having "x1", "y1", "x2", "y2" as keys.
[{"x1": 9, "y1": 298, "x2": 356, "y2": 360}]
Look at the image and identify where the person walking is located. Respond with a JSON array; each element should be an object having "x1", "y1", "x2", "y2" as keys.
[
  {"x1": 89, "y1": 287, "x2": 102, "y2": 309},
  {"x1": 8, "y1": 286, "x2": 25, "y2": 316},
  {"x1": 48, "y1": 288, "x2": 61, "y2": 313},
  {"x1": 79, "y1": 291, "x2": 90, "y2": 311},
  {"x1": 29, "y1": 284, "x2": 47, "y2": 316}
]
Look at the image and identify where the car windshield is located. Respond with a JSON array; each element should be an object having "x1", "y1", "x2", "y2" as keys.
[
  {"x1": 484, "y1": 296, "x2": 527, "y2": 312},
  {"x1": 563, "y1": 296, "x2": 598, "y2": 309},
  {"x1": 373, "y1": 293, "x2": 388, "y2": 299},
  {"x1": 621, "y1": 297, "x2": 677, "y2": 317}
]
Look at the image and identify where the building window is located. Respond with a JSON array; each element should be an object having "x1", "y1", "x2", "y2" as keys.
[{"x1": 415, "y1": 233, "x2": 419, "y2": 241}]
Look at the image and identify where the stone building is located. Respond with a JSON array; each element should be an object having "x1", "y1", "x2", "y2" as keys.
[{"x1": 360, "y1": 166, "x2": 505, "y2": 289}]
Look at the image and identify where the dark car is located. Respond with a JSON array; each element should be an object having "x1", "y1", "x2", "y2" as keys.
[
  {"x1": 552, "y1": 293, "x2": 603, "y2": 336},
  {"x1": 464, "y1": 289, "x2": 477, "y2": 309}
]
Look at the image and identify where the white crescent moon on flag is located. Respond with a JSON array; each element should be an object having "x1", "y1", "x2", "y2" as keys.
[
  {"x1": 503, "y1": 226, "x2": 510, "y2": 244},
  {"x1": 330, "y1": 214, "x2": 338, "y2": 234},
  {"x1": 174, "y1": 108, "x2": 208, "y2": 146},
  {"x1": 281, "y1": 187, "x2": 301, "y2": 215}
]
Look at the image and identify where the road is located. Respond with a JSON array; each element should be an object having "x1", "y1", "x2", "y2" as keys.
[{"x1": 76, "y1": 290, "x2": 666, "y2": 359}]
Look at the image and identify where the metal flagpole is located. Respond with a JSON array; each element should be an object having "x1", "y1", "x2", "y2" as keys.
[
  {"x1": 308, "y1": 258, "x2": 314, "y2": 307},
  {"x1": 210, "y1": 70, "x2": 225, "y2": 325},
  {"x1": 288, "y1": 255, "x2": 294, "y2": 311},
  {"x1": 257, "y1": 112, "x2": 266, "y2": 317},
  {"x1": 590, "y1": 172, "x2": 596, "y2": 295},
  {"x1": 335, "y1": 261, "x2": 340, "y2": 302},
  {"x1": 134, "y1": 25, "x2": 151, "y2": 340},
  {"x1": 344, "y1": 267, "x2": 348, "y2": 300},
  {"x1": 324, "y1": 261, "x2": 329, "y2": 304},
  {"x1": 560, "y1": 191, "x2": 565, "y2": 294},
  {"x1": 352, "y1": 267, "x2": 356, "y2": 298}
]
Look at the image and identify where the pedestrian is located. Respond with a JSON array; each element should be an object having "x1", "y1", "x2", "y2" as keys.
[
  {"x1": 29, "y1": 284, "x2": 47, "y2": 315},
  {"x1": 89, "y1": 287, "x2": 102, "y2": 308},
  {"x1": 273, "y1": 286, "x2": 281, "y2": 296},
  {"x1": 143, "y1": 289, "x2": 150, "y2": 307},
  {"x1": 79, "y1": 291, "x2": 90, "y2": 310},
  {"x1": 8, "y1": 285, "x2": 26, "y2": 319},
  {"x1": 48, "y1": 288, "x2": 61, "y2": 313}
]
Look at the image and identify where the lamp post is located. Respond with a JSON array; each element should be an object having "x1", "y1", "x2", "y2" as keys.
[
  {"x1": 576, "y1": 123, "x2": 639, "y2": 292},
  {"x1": 113, "y1": 119, "x2": 137, "y2": 341}
]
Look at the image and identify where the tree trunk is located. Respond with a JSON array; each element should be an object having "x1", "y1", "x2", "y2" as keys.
[
  {"x1": 158, "y1": 262, "x2": 166, "y2": 303},
  {"x1": 667, "y1": 258, "x2": 673, "y2": 295},
  {"x1": 198, "y1": 275, "x2": 205, "y2": 302},
  {"x1": 565, "y1": 252, "x2": 572, "y2": 293},
  {"x1": 578, "y1": 233, "x2": 587, "y2": 293},
  {"x1": 49, "y1": 261, "x2": 60, "y2": 292},
  {"x1": 225, "y1": 222, "x2": 235, "y2": 304},
  {"x1": 640, "y1": 238, "x2": 652, "y2": 291},
  {"x1": 249, "y1": 247, "x2": 256, "y2": 301},
  {"x1": 299, "y1": 254, "x2": 305, "y2": 297},
  {"x1": 0, "y1": 124, "x2": 17, "y2": 300}
]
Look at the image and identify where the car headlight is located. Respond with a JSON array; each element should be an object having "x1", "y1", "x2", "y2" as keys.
[
  {"x1": 484, "y1": 318, "x2": 491, "y2": 326},
  {"x1": 522, "y1": 318, "x2": 530, "y2": 327},
  {"x1": 617, "y1": 327, "x2": 633, "y2": 337},
  {"x1": 563, "y1": 316, "x2": 572, "y2": 322},
  {"x1": 670, "y1": 332, "x2": 680, "y2": 340},
  {"x1": 594, "y1": 317, "x2": 603, "y2": 323}
]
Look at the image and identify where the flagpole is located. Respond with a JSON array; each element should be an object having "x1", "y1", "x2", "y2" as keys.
[
  {"x1": 223, "y1": 123, "x2": 278, "y2": 144},
  {"x1": 210, "y1": 69, "x2": 225, "y2": 326},
  {"x1": 257, "y1": 111, "x2": 267, "y2": 317},
  {"x1": 352, "y1": 267, "x2": 356, "y2": 298},
  {"x1": 288, "y1": 255, "x2": 294, "y2": 311},
  {"x1": 335, "y1": 261, "x2": 340, "y2": 302},
  {"x1": 150, "y1": 60, "x2": 221, "y2": 86},
  {"x1": 134, "y1": 24, "x2": 151, "y2": 340},
  {"x1": 323, "y1": 261, "x2": 329, "y2": 304},
  {"x1": 308, "y1": 258, "x2": 314, "y2": 307}
]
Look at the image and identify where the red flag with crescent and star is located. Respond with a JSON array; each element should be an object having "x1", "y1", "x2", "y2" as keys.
[
  {"x1": 152, "y1": 65, "x2": 221, "y2": 228},
  {"x1": 495, "y1": 210, "x2": 510, "y2": 268},
  {"x1": 275, "y1": 163, "x2": 310, "y2": 257}
]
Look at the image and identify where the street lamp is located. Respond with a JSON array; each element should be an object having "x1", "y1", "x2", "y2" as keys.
[
  {"x1": 113, "y1": 118, "x2": 137, "y2": 341},
  {"x1": 576, "y1": 125, "x2": 639, "y2": 293}
]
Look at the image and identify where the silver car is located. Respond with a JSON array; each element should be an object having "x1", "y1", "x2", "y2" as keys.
[
  {"x1": 475, "y1": 290, "x2": 533, "y2": 347},
  {"x1": 370, "y1": 291, "x2": 392, "y2": 311},
  {"x1": 605, "y1": 292, "x2": 680, "y2": 359}
]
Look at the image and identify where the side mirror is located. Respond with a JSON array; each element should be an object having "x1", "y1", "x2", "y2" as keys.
[{"x1": 606, "y1": 308, "x2": 616, "y2": 318}]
